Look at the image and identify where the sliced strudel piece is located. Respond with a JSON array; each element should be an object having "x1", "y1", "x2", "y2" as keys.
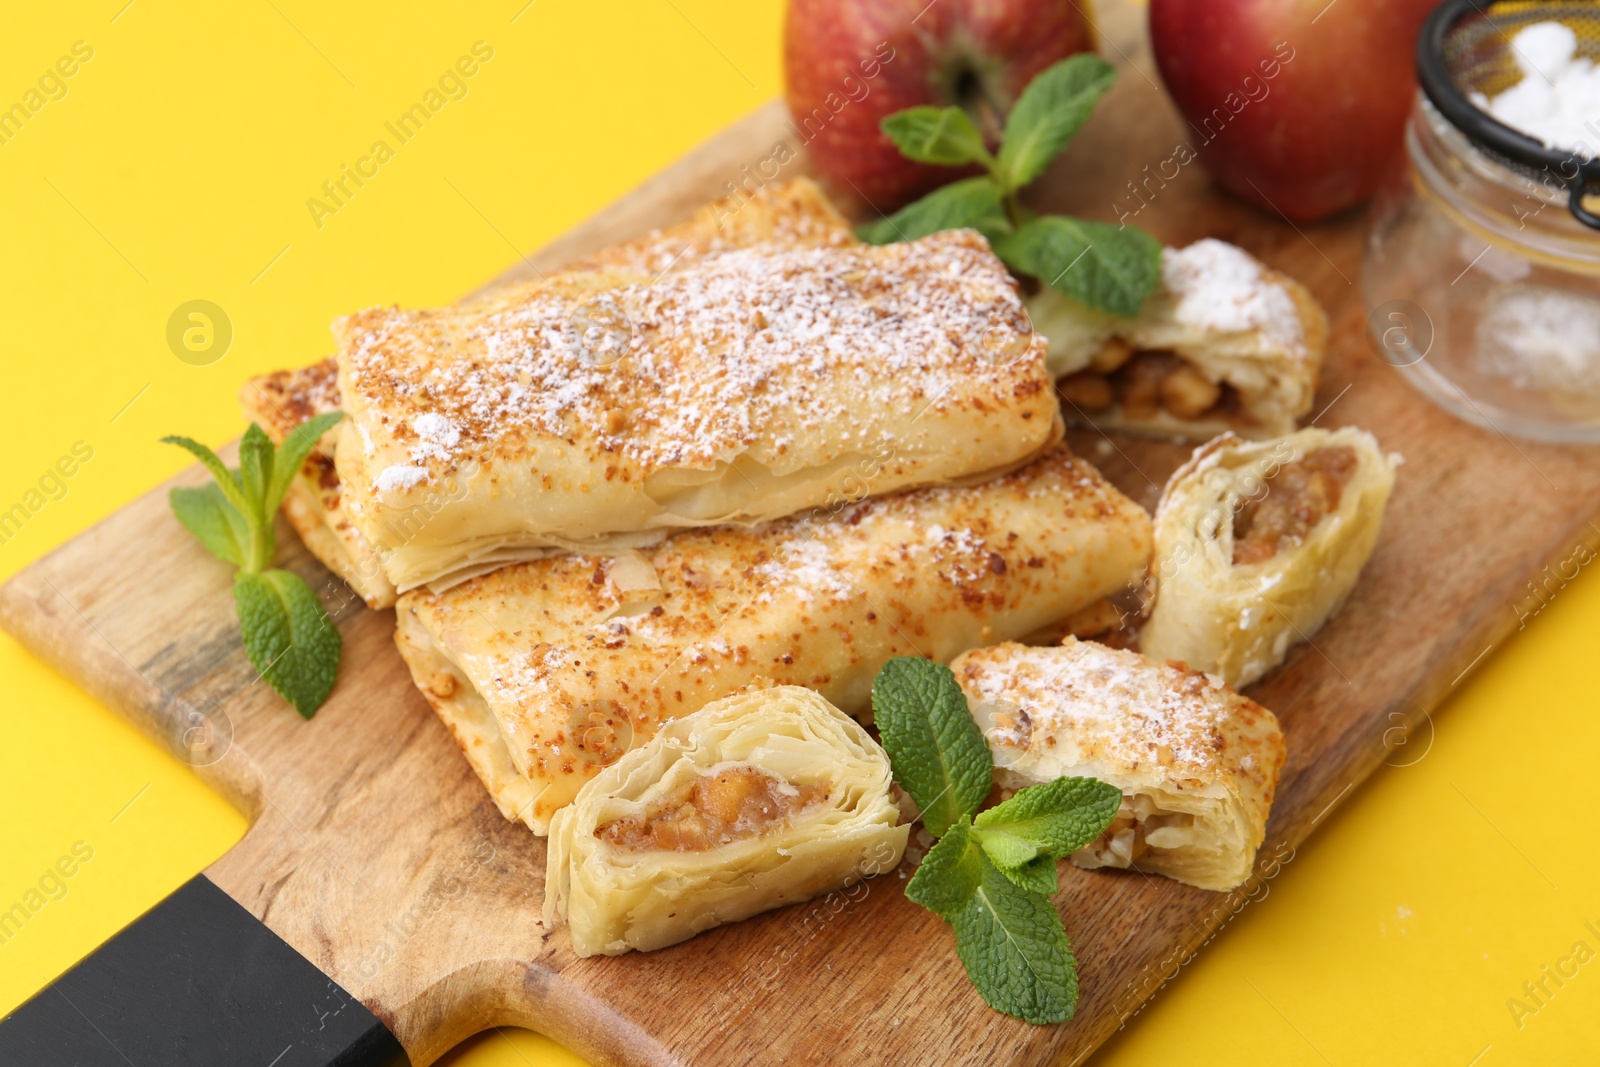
[
  {"x1": 394, "y1": 445, "x2": 1152, "y2": 834},
  {"x1": 545, "y1": 685, "x2": 906, "y2": 957},
  {"x1": 1141, "y1": 427, "x2": 1397, "y2": 688},
  {"x1": 954, "y1": 638, "x2": 1285, "y2": 891},
  {"x1": 335, "y1": 227, "x2": 1063, "y2": 593},
  {"x1": 1030, "y1": 239, "x2": 1327, "y2": 440}
]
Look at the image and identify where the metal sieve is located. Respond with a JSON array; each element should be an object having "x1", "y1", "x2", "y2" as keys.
[{"x1": 1416, "y1": 0, "x2": 1600, "y2": 230}]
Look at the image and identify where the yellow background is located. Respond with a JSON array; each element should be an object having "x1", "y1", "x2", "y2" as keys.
[{"x1": 2, "y1": 2, "x2": 1597, "y2": 1065}]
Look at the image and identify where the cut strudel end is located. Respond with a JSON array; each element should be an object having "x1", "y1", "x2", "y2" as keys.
[
  {"x1": 954, "y1": 638, "x2": 1285, "y2": 891},
  {"x1": 1140, "y1": 426, "x2": 1398, "y2": 688},
  {"x1": 545, "y1": 685, "x2": 906, "y2": 957},
  {"x1": 335, "y1": 227, "x2": 1063, "y2": 593},
  {"x1": 1030, "y1": 239, "x2": 1327, "y2": 440},
  {"x1": 240, "y1": 178, "x2": 855, "y2": 609},
  {"x1": 394, "y1": 445, "x2": 1152, "y2": 834}
]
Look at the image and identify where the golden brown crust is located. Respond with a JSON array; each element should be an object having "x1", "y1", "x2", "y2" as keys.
[
  {"x1": 395, "y1": 445, "x2": 1152, "y2": 834},
  {"x1": 335, "y1": 228, "x2": 1064, "y2": 592},
  {"x1": 240, "y1": 179, "x2": 858, "y2": 608},
  {"x1": 559, "y1": 176, "x2": 854, "y2": 277},
  {"x1": 239, "y1": 359, "x2": 340, "y2": 442},
  {"x1": 954, "y1": 637, "x2": 1286, "y2": 891}
]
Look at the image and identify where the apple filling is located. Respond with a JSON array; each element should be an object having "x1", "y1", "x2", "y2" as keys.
[
  {"x1": 1057, "y1": 338, "x2": 1240, "y2": 424},
  {"x1": 1073, "y1": 794, "x2": 1197, "y2": 869},
  {"x1": 1232, "y1": 446, "x2": 1358, "y2": 565},
  {"x1": 598, "y1": 764, "x2": 830, "y2": 852}
]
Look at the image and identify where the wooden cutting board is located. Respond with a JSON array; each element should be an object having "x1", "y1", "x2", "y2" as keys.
[{"x1": 6, "y1": 9, "x2": 1600, "y2": 1067}]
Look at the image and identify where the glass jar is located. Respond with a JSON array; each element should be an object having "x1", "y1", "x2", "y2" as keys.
[{"x1": 1363, "y1": 94, "x2": 1600, "y2": 442}]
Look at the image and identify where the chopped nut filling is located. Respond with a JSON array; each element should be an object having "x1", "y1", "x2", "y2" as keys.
[
  {"x1": 598, "y1": 764, "x2": 828, "y2": 852},
  {"x1": 1232, "y1": 446, "x2": 1358, "y2": 565},
  {"x1": 1058, "y1": 342, "x2": 1235, "y2": 424},
  {"x1": 1075, "y1": 794, "x2": 1197, "y2": 869}
]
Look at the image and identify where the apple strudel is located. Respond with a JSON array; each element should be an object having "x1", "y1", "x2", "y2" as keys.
[
  {"x1": 953, "y1": 638, "x2": 1285, "y2": 891},
  {"x1": 335, "y1": 227, "x2": 1063, "y2": 593},
  {"x1": 240, "y1": 178, "x2": 857, "y2": 608},
  {"x1": 545, "y1": 685, "x2": 906, "y2": 957},
  {"x1": 1140, "y1": 426, "x2": 1398, "y2": 688},
  {"x1": 1029, "y1": 239, "x2": 1326, "y2": 440},
  {"x1": 394, "y1": 445, "x2": 1152, "y2": 834}
]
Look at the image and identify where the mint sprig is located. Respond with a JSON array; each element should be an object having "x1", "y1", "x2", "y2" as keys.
[
  {"x1": 163, "y1": 412, "x2": 345, "y2": 718},
  {"x1": 862, "y1": 54, "x2": 1161, "y2": 319},
  {"x1": 872, "y1": 657, "x2": 1122, "y2": 1024}
]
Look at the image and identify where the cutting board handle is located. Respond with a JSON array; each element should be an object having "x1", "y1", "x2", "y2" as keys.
[{"x1": 0, "y1": 875, "x2": 409, "y2": 1067}]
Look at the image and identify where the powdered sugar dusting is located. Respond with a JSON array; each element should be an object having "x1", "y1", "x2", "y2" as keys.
[
  {"x1": 1469, "y1": 21, "x2": 1600, "y2": 159},
  {"x1": 375, "y1": 464, "x2": 428, "y2": 493},
  {"x1": 339, "y1": 230, "x2": 1044, "y2": 484},
  {"x1": 756, "y1": 536, "x2": 856, "y2": 605},
  {"x1": 1162, "y1": 239, "x2": 1304, "y2": 352},
  {"x1": 409, "y1": 412, "x2": 461, "y2": 464},
  {"x1": 958, "y1": 640, "x2": 1273, "y2": 783}
]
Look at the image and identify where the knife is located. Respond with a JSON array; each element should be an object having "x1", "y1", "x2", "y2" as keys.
[{"x1": 0, "y1": 874, "x2": 409, "y2": 1066}]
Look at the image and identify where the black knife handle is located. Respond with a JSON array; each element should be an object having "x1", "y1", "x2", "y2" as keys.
[{"x1": 0, "y1": 874, "x2": 409, "y2": 1066}]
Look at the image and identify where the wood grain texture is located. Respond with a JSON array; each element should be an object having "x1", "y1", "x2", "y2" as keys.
[{"x1": 6, "y1": 8, "x2": 1600, "y2": 1065}]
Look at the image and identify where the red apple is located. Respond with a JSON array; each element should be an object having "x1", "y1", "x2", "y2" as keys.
[
  {"x1": 785, "y1": 0, "x2": 1096, "y2": 210},
  {"x1": 1149, "y1": 0, "x2": 1437, "y2": 222}
]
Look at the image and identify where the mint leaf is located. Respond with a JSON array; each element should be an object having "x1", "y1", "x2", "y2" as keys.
[
  {"x1": 161, "y1": 435, "x2": 251, "y2": 517},
  {"x1": 906, "y1": 816, "x2": 984, "y2": 918},
  {"x1": 234, "y1": 569, "x2": 341, "y2": 719},
  {"x1": 856, "y1": 177, "x2": 1009, "y2": 246},
  {"x1": 951, "y1": 854, "x2": 1079, "y2": 1024},
  {"x1": 997, "y1": 55, "x2": 1117, "y2": 191},
  {"x1": 996, "y1": 854, "x2": 1060, "y2": 896},
  {"x1": 881, "y1": 106, "x2": 994, "y2": 168},
  {"x1": 995, "y1": 216, "x2": 1161, "y2": 318},
  {"x1": 975, "y1": 828, "x2": 1040, "y2": 870},
  {"x1": 168, "y1": 424, "x2": 345, "y2": 719},
  {"x1": 169, "y1": 483, "x2": 248, "y2": 568},
  {"x1": 237, "y1": 423, "x2": 275, "y2": 525},
  {"x1": 872, "y1": 657, "x2": 993, "y2": 838},
  {"x1": 268, "y1": 411, "x2": 343, "y2": 516},
  {"x1": 975, "y1": 777, "x2": 1124, "y2": 861}
]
